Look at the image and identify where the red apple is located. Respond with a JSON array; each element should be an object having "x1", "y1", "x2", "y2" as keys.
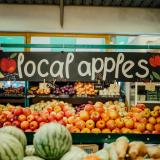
[
  {"x1": 91, "y1": 128, "x2": 101, "y2": 133},
  {"x1": 146, "y1": 123, "x2": 154, "y2": 132},
  {"x1": 50, "y1": 111, "x2": 56, "y2": 118},
  {"x1": 18, "y1": 114, "x2": 27, "y2": 122},
  {"x1": 65, "y1": 111, "x2": 73, "y2": 118},
  {"x1": 80, "y1": 110, "x2": 89, "y2": 121},
  {"x1": 109, "y1": 110, "x2": 119, "y2": 120},
  {"x1": 84, "y1": 104, "x2": 95, "y2": 112},
  {"x1": 86, "y1": 119, "x2": 95, "y2": 130},
  {"x1": 3, "y1": 121, "x2": 12, "y2": 126},
  {"x1": 81, "y1": 128, "x2": 90, "y2": 133},
  {"x1": 124, "y1": 119, "x2": 134, "y2": 129},
  {"x1": 23, "y1": 108, "x2": 31, "y2": 116},
  {"x1": 56, "y1": 112, "x2": 64, "y2": 121},
  {"x1": 41, "y1": 115, "x2": 48, "y2": 122},
  {"x1": 0, "y1": 113, "x2": 7, "y2": 123},
  {"x1": 115, "y1": 118, "x2": 125, "y2": 129},
  {"x1": 90, "y1": 111, "x2": 100, "y2": 122},
  {"x1": 95, "y1": 106, "x2": 105, "y2": 114},
  {"x1": 27, "y1": 115, "x2": 35, "y2": 122},
  {"x1": 101, "y1": 112, "x2": 109, "y2": 122},
  {"x1": 46, "y1": 106, "x2": 53, "y2": 113},
  {"x1": 30, "y1": 121, "x2": 39, "y2": 131},
  {"x1": 135, "y1": 122, "x2": 145, "y2": 132},
  {"x1": 7, "y1": 113, "x2": 14, "y2": 121},
  {"x1": 112, "y1": 128, "x2": 121, "y2": 133},
  {"x1": 96, "y1": 120, "x2": 105, "y2": 129},
  {"x1": 33, "y1": 112, "x2": 40, "y2": 117},
  {"x1": 20, "y1": 121, "x2": 29, "y2": 130},
  {"x1": 13, "y1": 108, "x2": 23, "y2": 116},
  {"x1": 48, "y1": 115, "x2": 56, "y2": 122},
  {"x1": 37, "y1": 116, "x2": 45, "y2": 123},
  {"x1": 75, "y1": 120, "x2": 86, "y2": 130},
  {"x1": 106, "y1": 120, "x2": 116, "y2": 130},
  {"x1": 12, "y1": 120, "x2": 20, "y2": 127}
]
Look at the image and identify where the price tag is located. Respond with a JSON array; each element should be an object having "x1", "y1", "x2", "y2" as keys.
[
  {"x1": 94, "y1": 83, "x2": 104, "y2": 90},
  {"x1": 145, "y1": 83, "x2": 156, "y2": 91},
  {"x1": 39, "y1": 83, "x2": 49, "y2": 90},
  {"x1": 47, "y1": 82, "x2": 55, "y2": 89}
]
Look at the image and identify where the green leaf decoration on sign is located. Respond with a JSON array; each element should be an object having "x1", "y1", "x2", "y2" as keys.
[
  {"x1": 0, "y1": 72, "x2": 4, "y2": 78},
  {"x1": 152, "y1": 71, "x2": 160, "y2": 80},
  {"x1": 10, "y1": 53, "x2": 17, "y2": 59},
  {"x1": 150, "y1": 74, "x2": 154, "y2": 81}
]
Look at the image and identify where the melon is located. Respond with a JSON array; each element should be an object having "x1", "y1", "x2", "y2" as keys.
[
  {"x1": 0, "y1": 133, "x2": 24, "y2": 160},
  {"x1": 0, "y1": 126, "x2": 27, "y2": 149},
  {"x1": 33, "y1": 122, "x2": 72, "y2": 160},
  {"x1": 23, "y1": 156, "x2": 44, "y2": 160},
  {"x1": 60, "y1": 146, "x2": 87, "y2": 160},
  {"x1": 25, "y1": 145, "x2": 37, "y2": 156}
]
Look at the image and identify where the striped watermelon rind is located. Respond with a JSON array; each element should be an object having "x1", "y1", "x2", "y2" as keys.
[
  {"x1": 0, "y1": 126, "x2": 27, "y2": 149},
  {"x1": 23, "y1": 156, "x2": 44, "y2": 160},
  {"x1": 33, "y1": 122, "x2": 72, "y2": 160},
  {"x1": 60, "y1": 146, "x2": 87, "y2": 160},
  {"x1": 25, "y1": 145, "x2": 37, "y2": 156},
  {"x1": 0, "y1": 133, "x2": 24, "y2": 160}
]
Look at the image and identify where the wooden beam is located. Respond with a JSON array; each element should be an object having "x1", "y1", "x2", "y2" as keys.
[{"x1": 60, "y1": 0, "x2": 64, "y2": 28}]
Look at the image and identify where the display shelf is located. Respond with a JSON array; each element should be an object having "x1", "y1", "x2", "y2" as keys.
[
  {"x1": 25, "y1": 133, "x2": 160, "y2": 145},
  {"x1": 27, "y1": 95, "x2": 121, "y2": 104},
  {"x1": 0, "y1": 94, "x2": 25, "y2": 98},
  {"x1": 137, "y1": 101, "x2": 160, "y2": 104},
  {"x1": 0, "y1": 98, "x2": 25, "y2": 104}
]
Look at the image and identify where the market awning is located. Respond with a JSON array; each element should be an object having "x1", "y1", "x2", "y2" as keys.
[{"x1": 0, "y1": 0, "x2": 159, "y2": 8}]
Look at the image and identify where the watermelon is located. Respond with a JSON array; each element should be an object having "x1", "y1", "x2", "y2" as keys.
[
  {"x1": 33, "y1": 122, "x2": 72, "y2": 160},
  {"x1": 0, "y1": 133, "x2": 24, "y2": 160},
  {"x1": 25, "y1": 145, "x2": 37, "y2": 156},
  {"x1": 60, "y1": 146, "x2": 87, "y2": 160},
  {"x1": 0, "y1": 126, "x2": 27, "y2": 149},
  {"x1": 23, "y1": 156, "x2": 44, "y2": 160}
]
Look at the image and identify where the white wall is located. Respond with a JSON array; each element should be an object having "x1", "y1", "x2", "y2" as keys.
[{"x1": 0, "y1": 4, "x2": 160, "y2": 34}]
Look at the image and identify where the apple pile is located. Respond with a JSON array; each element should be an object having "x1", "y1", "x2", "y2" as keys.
[
  {"x1": 0, "y1": 100, "x2": 75, "y2": 132},
  {"x1": 67, "y1": 103, "x2": 160, "y2": 134},
  {"x1": 0, "y1": 100, "x2": 160, "y2": 134}
]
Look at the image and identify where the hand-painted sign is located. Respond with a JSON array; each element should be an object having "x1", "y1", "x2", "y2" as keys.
[{"x1": 0, "y1": 52, "x2": 159, "y2": 82}]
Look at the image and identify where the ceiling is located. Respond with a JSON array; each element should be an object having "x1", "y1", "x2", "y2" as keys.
[{"x1": 0, "y1": 0, "x2": 160, "y2": 8}]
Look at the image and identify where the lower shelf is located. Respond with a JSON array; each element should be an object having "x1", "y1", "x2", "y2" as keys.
[{"x1": 25, "y1": 133, "x2": 160, "y2": 145}]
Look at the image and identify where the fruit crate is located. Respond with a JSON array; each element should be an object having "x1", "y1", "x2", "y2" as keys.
[{"x1": 25, "y1": 133, "x2": 160, "y2": 145}]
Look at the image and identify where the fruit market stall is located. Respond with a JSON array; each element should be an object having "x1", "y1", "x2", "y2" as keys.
[{"x1": 0, "y1": 45, "x2": 160, "y2": 159}]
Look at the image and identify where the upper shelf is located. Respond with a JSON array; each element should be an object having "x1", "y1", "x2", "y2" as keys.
[{"x1": 27, "y1": 95, "x2": 122, "y2": 104}]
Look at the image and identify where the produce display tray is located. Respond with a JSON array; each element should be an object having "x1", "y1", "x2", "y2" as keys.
[
  {"x1": 27, "y1": 95, "x2": 121, "y2": 104},
  {"x1": 0, "y1": 94, "x2": 25, "y2": 98},
  {"x1": 25, "y1": 133, "x2": 160, "y2": 145}
]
